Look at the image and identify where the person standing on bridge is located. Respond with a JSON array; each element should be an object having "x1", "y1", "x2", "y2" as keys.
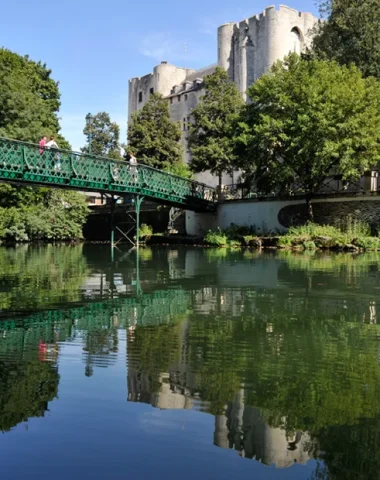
[
  {"x1": 128, "y1": 152, "x2": 138, "y2": 182},
  {"x1": 39, "y1": 136, "x2": 47, "y2": 154},
  {"x1": 45, "y1": 136, "x2": 59, "y2": 149},
  {"x1": 45, "y1": 136, "x2": 61, "y2": 172}
]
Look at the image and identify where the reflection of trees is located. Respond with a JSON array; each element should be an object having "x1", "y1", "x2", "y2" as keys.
[
  {"x1": 0, "y1": 245, "x2": 89, "y2": 313},
  {"x1": 310, "y1": 417, "x2": 380, "y2": 480},
  {"x1": 278, "y1": 251, "x2": 380, "y2": 299},
  {"x1": 0, "y1": 360, "x2": 59, "y2": 432},
  {"x1": 127, "y1": 324, "x2": 182, "y2": 401},
  {"x1": 83, "y1": 327, "x2": 119, "y2": 377}
]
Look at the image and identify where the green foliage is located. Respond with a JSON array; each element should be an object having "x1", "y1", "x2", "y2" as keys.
[
  {"x1": 0, "y1": 361, "x2": 59, "y2": 432},
  {"x1": 128, "y1": 92, "x2": 184, "y2": 169},
  {"x1": 0, "y1": 244, "x2": 89, "y2": 312},
  {"x1": 188, "y1": 67, "x2": 244, "y2": 183},
  {"x1": 313, "y1": 0, "x2": 380, "y2": 79},
  {"x1": 204, "y1": 229, "x2": 228, "y2": 247},
  {"x1": 235, "y1": 54, "x2": 380, "y2": 205},
  {"x1": 0, "y1": 189, "x2": 89, "y2": 243},
  {"x1": 164, "y1": 161, "x2": 193, "y2": 179},
  {"x1": 139, "y1": 224, "x2": 153, "y2": 239},
  {"x1": 0, "y1": 48, "x2": 69, "y2": 146},
  {"x1": 82, "y1": 112, "x2": 121, "y2": 159}
]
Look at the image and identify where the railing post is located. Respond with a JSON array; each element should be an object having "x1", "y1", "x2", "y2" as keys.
[
  {"x1": 110, "y1": 195, "x2": 116, "y2": 256},
  {"x1": 70, "y1": 154, "x2": 78, "y2": 176},
  {"x1": 22, "y1": 146, "x2": 31, "y2": 170},
  {"x1": 135, "y1": 195, "x2": 144, "y2": 248}
]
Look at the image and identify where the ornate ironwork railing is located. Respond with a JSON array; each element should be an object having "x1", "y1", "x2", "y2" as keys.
[
  {"x1": 0, "y1": 137, "x2": 217, "y2": 211},
  {"x1": 222, "y1": 173, "x2": 380, "y2": 201}
]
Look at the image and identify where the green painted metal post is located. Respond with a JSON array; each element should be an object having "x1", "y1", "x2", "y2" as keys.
[
  {"x1": 135, "y1": 248, "x2": 142, "y2": 296},
  {"x1": 110, "y1": 195, "x2": 116, "y2": 260},
  {"x1": 135, "y1": 195, "x2": 144, "y2": 248}
]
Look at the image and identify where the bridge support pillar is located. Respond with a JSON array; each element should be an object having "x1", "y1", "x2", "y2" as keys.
[
  {"x1": 110, "y1": 195, "x2": 116, "y2": 261},
  {"x1": 135, "y1": 195, "x2": 144, "y2": 248}
]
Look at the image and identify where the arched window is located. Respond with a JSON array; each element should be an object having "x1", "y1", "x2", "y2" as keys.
[{"x1": 290, "y1": 27, "x2": 302, "y2": 55}]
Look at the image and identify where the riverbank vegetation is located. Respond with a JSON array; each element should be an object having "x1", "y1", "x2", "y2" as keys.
[
  {"x1": 0, "y1": 185, "x2": 88, "y2": 243},
  {"x1": 203, "y1": 220, "x2": 380, "y2": 251}
]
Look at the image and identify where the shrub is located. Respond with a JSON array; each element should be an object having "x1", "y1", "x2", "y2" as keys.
[
  {"x1": 139, "y1": 224, "x2": 153, "y2": 239},
  {"x1": 204, "y1": 228, "x2": 228, "y2": 247}
]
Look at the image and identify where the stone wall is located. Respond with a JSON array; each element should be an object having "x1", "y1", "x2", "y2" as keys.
[
  {"x1": 186, "y1": 196, "x2": 380, "y2": 236},
  {"x1": 128, "y1": 5, "x2": 318, "y2": 186},
  {"x1": 218, "y1": 5, "x2": 318, "y2": 97},
  {"x1": 279, "y1": 197, "x2": 380, "y2": 233}
]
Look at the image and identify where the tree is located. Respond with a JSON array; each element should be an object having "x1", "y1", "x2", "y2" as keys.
[
  {"x1": 82, "y1": 112, "x2": 121, "y2": 159},
  {"x1": 188, "y1": 67, "x2": 244, "y2": 193},
  {"x1": 313, "y1": 0, "x2": 380, "y2": 79},
  {"x1": 128, "y1": 92, "x2": 183, "y2": 169},
  {"x1": 0, "y1": 48, "x2": 69, "y2": 147},
  {"x1": 0, "y1": 189, "x2": 89, "y2": 243},
  {"x1": 235, "y1": 54, "x2": 380, "y2": 218}
]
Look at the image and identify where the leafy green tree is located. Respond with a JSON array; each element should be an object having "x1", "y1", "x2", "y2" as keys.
[
  {"x1": 188, "y1": 67, "x2": 244, "y2": 192},
  {"x1": 313, "y1": 0, "x2": 380, "y2": 79},
  {"x1": 235, "y1": 54, "x2": 380, "y2": 218},
  {"x1": 0, "y1": 48, "x2": 69, "y2": 147},
  {"x1": 82, "y1": 112, "x2": 121, "y2": 159},
  {"x1": 128, "y1": 92, "x2": 183, "y2": 169},
  {"x1": 0, "y1": 190, "x2": 89, "y2": 243}
]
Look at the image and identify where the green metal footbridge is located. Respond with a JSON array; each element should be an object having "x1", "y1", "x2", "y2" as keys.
[
  {"x1": 0, "y1": 137, "x2": 216, "y2": 210},
  {"x1": 0, "y1": 137, "x2": 217, "y2": 245}
]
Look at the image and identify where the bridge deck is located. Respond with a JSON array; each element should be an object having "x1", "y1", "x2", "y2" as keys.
[{"x1": 0, "y1": 138, "x2": 217, "y2": 212}]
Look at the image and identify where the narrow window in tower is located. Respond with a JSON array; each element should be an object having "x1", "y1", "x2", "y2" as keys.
[
  {"x1": 183, "y1": 118, "x2": 186, "y2": 131},
  {"x1": 290, "y1": 27, "x2": 302, "y2": 55},
  {"x1": 184, "y1": 94, "x2": 188, "y2": 101},
  {"x1": 178, "y1": 95, "x2": 181, "y2": 102},
  {"x1": 138, "y1": 91, "x2": 143, "y2": 103},
  {"x1": 170, "y1": 97, "x2": 173, "y2": 105},
  {"x1": 150, "y1": 88, "x2": 154, "y2": 95}
]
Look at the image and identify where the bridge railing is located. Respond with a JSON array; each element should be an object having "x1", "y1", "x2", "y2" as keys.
[
  {"x1": 0, "y1": 137, "x2": 217, "y2": 209},
  {"x1": 222, "y1": 173, "x2": 380, "y2": 201}
]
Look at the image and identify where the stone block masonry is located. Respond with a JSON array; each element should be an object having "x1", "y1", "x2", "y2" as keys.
[
  {"x1": 186, "y1": 197, "x2": 380, "y2": 236},
  {"x1": 128, "y1": 5, "x2": 319, "y2": 187}
]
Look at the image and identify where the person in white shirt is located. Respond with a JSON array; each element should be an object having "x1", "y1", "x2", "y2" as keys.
[
  {"x1": 45, "y1": 136, "x2": 61, "y2": 172},
  {"x1": 128, "y1": 152, "x2": 137, "y2": 166},
  {"x1": 45, "y1": 136, "x2": 59, "y2": 149},
  {"x1": 128, "y1": 152, "x2": 137, "y2": 182}
]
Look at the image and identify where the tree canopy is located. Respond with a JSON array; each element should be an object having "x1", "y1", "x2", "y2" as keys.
[
  {"x1": 128, "y1": 92, "x2": 183, "y2": 169},
  {"x1": 188, "y1": 67, "x2": 244, "y2": 186},
  {"x1": 0, "y1": 186, "x2": 89, "y2": 243},
  {"x1": 82, "y1": 112, "x2": 121, "y2": 159},
  {"x1": 313, "y1": 0, "x2": 380, "y2": 79},
  {"x1": 0, "y1": 48, "x2": 69, "y2": 148},
  {"x1": 235, "y1": 54, "x2": 380, "y2": 216}
]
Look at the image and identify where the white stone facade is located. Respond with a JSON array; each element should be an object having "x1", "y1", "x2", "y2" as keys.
[{"x1": 128, "y1": 4, "x2": 319, "y2": 186}]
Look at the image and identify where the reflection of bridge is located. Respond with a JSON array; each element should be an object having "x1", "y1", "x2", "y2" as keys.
[{"x1": 0, "y1": 289, "x2": 190, "y2": 340}]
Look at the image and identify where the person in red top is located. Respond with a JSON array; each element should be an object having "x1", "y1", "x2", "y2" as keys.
[{"x1": 39, "y1": 136, "x2": 47, "y2": 154}]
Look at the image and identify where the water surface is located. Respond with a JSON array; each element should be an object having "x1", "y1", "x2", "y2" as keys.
[{"x1": 1, "y1": 245, "x2": 379, "y2": 479}]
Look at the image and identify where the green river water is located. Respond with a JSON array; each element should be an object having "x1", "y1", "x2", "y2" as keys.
[{"x1": 0, "y1": 245, "x2": 379, "y2": 479}]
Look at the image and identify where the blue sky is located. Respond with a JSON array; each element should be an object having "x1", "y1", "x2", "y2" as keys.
[{"x1": 1, "y1": 0, "x2": 318, "y2": 150}]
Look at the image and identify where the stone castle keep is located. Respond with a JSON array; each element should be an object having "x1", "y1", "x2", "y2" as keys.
[{"x1": 128, "y1": 5, "x2": 319, "y2": 185}]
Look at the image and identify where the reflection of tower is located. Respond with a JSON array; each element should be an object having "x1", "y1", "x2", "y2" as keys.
[
  {"x1": 214, "y1": 396, "x2": 312, "y2": 468},
  {"x1": 126, "y1": 320, "x2": 195, "y2": 410}
]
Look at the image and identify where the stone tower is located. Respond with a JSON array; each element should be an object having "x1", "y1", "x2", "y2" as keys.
[{"x1": 217, "y1": 5, "x2": 318, "y2": 99}]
